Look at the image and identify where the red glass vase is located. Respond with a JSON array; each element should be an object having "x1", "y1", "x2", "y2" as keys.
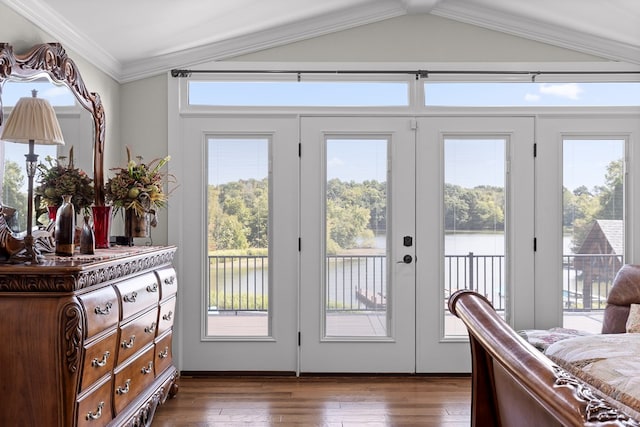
[
  {"x1": 92, "y1": 205, "x2": 112, "y2": 249},
  {"x1": 47, "y1": 206, "x2": 58, "y2": 223}
]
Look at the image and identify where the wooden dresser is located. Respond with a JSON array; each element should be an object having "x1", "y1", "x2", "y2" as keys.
[{"x1": 0, "y1": 246, "x2": 179, "y2": 427}]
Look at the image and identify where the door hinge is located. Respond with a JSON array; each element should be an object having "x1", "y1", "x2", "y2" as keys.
[
  {"x1": 298, "y1": 238, "x2": 301, "y2": 251},
  {"x1": 298, "y1": 143, "x2": 301, "y2": 157},
  {"x1": 533, "y1": 142, "x2": 537, "y2": 157},
  {"x1": 298, "y1": 331, "x2": 301, "y2": 346},
  {"x1": 534, "y1": 237, "x2": 537, "y2": 252}
]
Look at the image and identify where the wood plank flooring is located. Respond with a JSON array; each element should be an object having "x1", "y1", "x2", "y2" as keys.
[{"x1": 153, "y1": 375, "x2": 471, "y2": 426}]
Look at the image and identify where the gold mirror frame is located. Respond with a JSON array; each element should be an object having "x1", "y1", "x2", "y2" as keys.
[{"x1": 0, "y1": 42, "x2": 106, "y2": 205}]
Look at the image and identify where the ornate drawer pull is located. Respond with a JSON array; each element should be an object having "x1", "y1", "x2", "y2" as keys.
[
  {"x1": 116, "y1": 379, "x2": 131, "y2": 395},
  {"x1": 146, "y1": 283, "x2": 158, "y2": 293},
  {"x1": 162, "y1": 311, "x2": 173, "y2": 321},
  {"x1": 91, "y1": 351, "x2": 110, "y2": 368},
  {"x1": 94, "y1": 302, "x2": 112, "y2": 315},
  {"x1": 123, "y1": 291, "x2": 138, "y2": 303},
  {"x1": 159, "y1": 347, "x2": 169, "y2": 359},
  {"x1": 86, "y1": 401, "x2": 104, "y2": 420},
  {"x1": 145, "y1": 322, "x2": 157, "y2": 334},
  {"x1": 164, "y1": 276, "x2": 175, "y2": 286},
  {"x1": 121, "y1": 336, "x2": 136, "y2": 349},
  {"x1": 141, "y1": 361, "x2": 153, "y2": 375}
]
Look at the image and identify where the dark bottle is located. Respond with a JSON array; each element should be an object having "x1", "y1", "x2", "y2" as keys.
[
  {"x1": 79, "y1": 215, "x2": 95, "y2": 255},
  {"x1": 55, "y1": 194, "x2": 75, "y2": 256}
]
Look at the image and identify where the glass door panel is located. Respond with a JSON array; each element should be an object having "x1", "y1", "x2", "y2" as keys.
[
  {"x1": 325, "y1": 138, "x2": 388, "y2": 337},
  {"x1": 562, "y1": 139, "x2": 625, "y2": 332},
  {"x1": 206, "y1": 137, "x2": 270, "y2": 337},
  {"x1": 444, "y1": 138, "x2": 506, "y2": 337}
]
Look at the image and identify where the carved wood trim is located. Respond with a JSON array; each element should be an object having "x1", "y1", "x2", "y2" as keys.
[
  {"x1": 554, "y1": 367, "x2": 640, "y2": 426},
  {"x1": 61, "y1": 302, "x2": 83, "y2": 374},
  {"x1": 0, "y1": 248, "x2": 175, "y2": 292},
  {"x1": 0, "y1": 42, "x2": 106, "y2": 205}
]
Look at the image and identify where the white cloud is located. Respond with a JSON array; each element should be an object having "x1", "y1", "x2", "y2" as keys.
[
  {"x1": 539, "y1": 83, "x2": 583, "y2": 100},
  {"x1": 525, "y1": 93, "x2": 540, "y2": 102}
]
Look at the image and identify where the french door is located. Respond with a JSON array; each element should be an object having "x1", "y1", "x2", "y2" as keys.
[
  {"x1": 299, "y1": 116, "x2": 416, "y2": 372},
  {"x1": 177, "y1": 116, "x2": 299, "y2": 371},
  {"x1": 175, "y1": 112, "x2": 636, "y2": 373},
  {"x1": 299, "y1": 116, "x2": 534, "y2": 372}
]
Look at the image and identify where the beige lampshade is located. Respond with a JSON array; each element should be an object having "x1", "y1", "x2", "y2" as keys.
[{"x1": 1, "y1": 92, "x2": 65, "y2": 145}]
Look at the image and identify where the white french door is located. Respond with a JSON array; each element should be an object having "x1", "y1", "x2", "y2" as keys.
[
  {"x1": 299, "y1": 116, "x2": 534, "y2": 372},
  {"x1": 299, "y1": 116, "x2": 416, "y2": 372},
  {"x1": 174, "y1": 111, "x2": 637, "y2": 373},
  {"x1": 176, "y1": 116, "x2": 299, "y2": 371},
  {"x1": 415, "y1": 116, "x2": 534, "y2": 372}
]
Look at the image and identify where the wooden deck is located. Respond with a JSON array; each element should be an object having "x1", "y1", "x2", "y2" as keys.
[{"x1": 207, "y1": 310, "x2": 605, "y2": 337}]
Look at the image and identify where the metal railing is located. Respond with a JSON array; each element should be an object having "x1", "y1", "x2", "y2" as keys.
[
  {"x1": 562, "y1": 254, "x2": 622, "y2": 310},
  {"x1": 208, "y1": 253, "x2": 622, "y2": 313}
]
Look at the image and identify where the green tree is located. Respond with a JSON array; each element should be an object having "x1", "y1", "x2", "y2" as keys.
[
  {"x1": 214, "y1": 214, "x2": 248, "y2": 250},
  {"x1": 326, "y1": 199, "x2": 370, "y2": 249},
  {"x1": 596, "y1": 159, "x2": 623, "y2": 220}
]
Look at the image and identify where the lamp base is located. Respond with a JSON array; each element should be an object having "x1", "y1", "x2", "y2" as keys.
[{"x1": 8, "y1": 235, "x2": 43, "y2": 264}]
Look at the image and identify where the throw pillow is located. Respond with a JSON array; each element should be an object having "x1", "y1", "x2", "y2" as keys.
[{"x1": 626, "y1": 303, "x2": 640, "y2": 333}]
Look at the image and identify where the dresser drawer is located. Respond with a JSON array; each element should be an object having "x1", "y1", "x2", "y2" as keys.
[
  {"x1": 76, "y1": 377, "x2": 113, "y2": 427},
  {"x1": 113, "y1": 345, "x2": 156, "y2": 415},
  {"x1": 117, "y1": 308, "x2": 159, "y2": 365},
  {"x1": 157, "y1": 296, "x2": 176, "y2": 336},
  {"x1": 78, "y1": 286, "x2": 119, "y2": 339},
  {"x1": 156, "y1": 267, "x2": 177, "y2": 300},
  {"x1": 116, "y1": 272, "x2": 160, "y2": 320},
  {"x1": 155, "y1": 331, "x2": 173, "y2": 375},
  {"x1": 80, "y1": 330, "x2": 118, "y2": 393}
]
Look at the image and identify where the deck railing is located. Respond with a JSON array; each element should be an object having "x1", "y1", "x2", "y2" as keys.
[{"x1": 208, "y1": 253, "x2": 622, "y2": 313}]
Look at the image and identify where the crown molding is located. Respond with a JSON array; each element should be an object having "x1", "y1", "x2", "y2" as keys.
[
  {"x1": 431, "y1": 0, "x2": 640, "y2": 66},
  {"x1": 119, "y1": 0, "x2": 407, "y2": 82},
  {"x1": 1, "y1": 0, "x2": 122, "y2": 81}
]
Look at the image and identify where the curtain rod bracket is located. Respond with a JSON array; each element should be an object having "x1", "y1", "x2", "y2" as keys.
[{"x1": 171, "y1": 69, "x2": 192, "y2": 78}]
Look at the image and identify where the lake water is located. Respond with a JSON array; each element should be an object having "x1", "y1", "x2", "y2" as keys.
[{"x1": 373, "y1": 233, "x2": 575, "y2": 255}]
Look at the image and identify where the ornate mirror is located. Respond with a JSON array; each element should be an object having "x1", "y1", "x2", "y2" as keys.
[{"x1": 0, "y1": 42, "x2": 106, "y2": 207}]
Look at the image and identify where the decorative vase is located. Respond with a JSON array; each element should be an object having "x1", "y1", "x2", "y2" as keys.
[
  {"x1": 124, "y1": 209, "x2": 148, "y2": 246},
  {"x1": 55, "y1": 195, "x2": 75, "y2": 256},
  {"x1": 79, "y1": 215, "x2": 95, "y2": 255},
  {"x1": 92, "y1": 205, "x2": 112, "y2": 249}
]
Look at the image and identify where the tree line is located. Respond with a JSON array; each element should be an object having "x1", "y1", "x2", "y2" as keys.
[
  {"x1": 165, "y1": 159, "x2": 625, "y2": 254},
  {"x1": 3, "y1": 152, "x2": 621, "y2": 251}
]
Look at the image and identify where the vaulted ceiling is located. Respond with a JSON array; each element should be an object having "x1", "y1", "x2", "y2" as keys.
[{"x1": 3, "y1": 0, "x2": 639, "y2": 83}]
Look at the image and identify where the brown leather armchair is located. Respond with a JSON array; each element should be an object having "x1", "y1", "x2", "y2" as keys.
[{"x1": 601, "y1": 264, "x2": 640, "y2": 333}]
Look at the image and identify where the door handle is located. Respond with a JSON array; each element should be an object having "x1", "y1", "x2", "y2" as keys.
[{"x1": 398, "y1": 254, "x2": 413, "y2": 264}]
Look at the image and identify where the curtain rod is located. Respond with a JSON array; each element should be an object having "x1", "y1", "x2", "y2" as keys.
[{"x1": 171, "y1": 68, "x2": 640, "y2": 80}]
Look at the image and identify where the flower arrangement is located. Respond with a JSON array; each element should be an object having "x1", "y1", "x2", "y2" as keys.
[
  {"x1": 35, "y1": 146, "x2": 94, "y2": 214},
  {"x1": 105, "y1": 146, "x2": 174, "y2": 218}
]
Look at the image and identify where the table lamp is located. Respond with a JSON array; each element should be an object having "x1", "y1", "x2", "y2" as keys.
[{"x1": 0, "y1": 89, "x2": 65, "y2": 263}]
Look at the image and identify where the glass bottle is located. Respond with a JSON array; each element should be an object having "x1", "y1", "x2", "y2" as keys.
[
  {"x1": 55, "y1": 195, "x2": 75, "y2": 256},
  {"x1": 79, "y1": 215, "x2": 95, "y2": 255}
]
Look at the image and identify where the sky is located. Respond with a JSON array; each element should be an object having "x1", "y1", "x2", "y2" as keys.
[
  {"x1": 2, "y1": 80, "x2": 636, "y2": 193},
  {"x1": 189, "y1": 81, "x2": 640, "y2": 107}
]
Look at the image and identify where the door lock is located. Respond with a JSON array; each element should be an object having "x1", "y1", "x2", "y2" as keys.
[{"x1": 400, "y1": 254, "x2": 412, "y2": 264}]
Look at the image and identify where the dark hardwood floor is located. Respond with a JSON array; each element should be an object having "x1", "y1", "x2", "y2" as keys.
[{"x1": 153, "y1": 375, "x2": 471, "y2": 426}]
